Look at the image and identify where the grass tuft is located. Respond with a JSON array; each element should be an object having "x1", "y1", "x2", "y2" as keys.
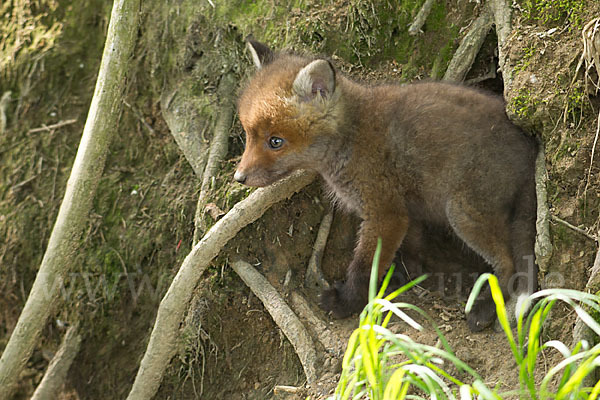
[{"x1": 332, "y1": 241, "x2": 600, "y2": 399}]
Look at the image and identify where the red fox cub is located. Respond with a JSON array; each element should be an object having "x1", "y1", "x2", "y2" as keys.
[{"x1": 235, "y1": 40, "x2": 538, "y2": 331}]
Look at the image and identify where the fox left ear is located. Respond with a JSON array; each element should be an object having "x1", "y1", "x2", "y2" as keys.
[
  {"x1": 246, "y1": 38, "x2": 274, "y2": 69},
  {"x1": 293, "y1": 59, "x2": 336, "y2": 101}
]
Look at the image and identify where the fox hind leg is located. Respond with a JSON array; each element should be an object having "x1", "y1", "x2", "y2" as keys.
[
  {"x1": 445, "y1": 199, "x2": 517, "y2": 331},
  {"x1": 507, "y1": 182, "x2": 538, "y2": 322}
]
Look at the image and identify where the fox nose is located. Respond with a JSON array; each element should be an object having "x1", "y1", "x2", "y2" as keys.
[{"x1": 234, "y1": 170, "x2": 247, "y2": 184}]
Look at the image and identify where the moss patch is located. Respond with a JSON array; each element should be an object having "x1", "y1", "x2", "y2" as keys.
[{"x1": 519, "y1": 0, "x2": 586, "y2": 29}]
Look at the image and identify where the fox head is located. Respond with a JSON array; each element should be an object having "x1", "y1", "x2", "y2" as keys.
[{"x1": 234, "y1": 40, "x2": 341, "y2": 187}]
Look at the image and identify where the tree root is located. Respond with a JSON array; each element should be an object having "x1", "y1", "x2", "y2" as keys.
[
  {"x1": 160, "y1": 85, "x2": 210, "y2": 178},
  {"x1": 535, "y1": 144, "x2": 553, "y2": 272},
  {"x1": 408, "y1": 0, "x2": 435, "y2": 36},
  {"x1": 193, "y1": 73, "x2": 237, "y2": 243},
  {"x1": 487, "y1": 0, "x2": 513, "y2": 92},
  {"x1": 573, "y1": 18, "x2": 600, "y2": 95},
  {"x1": 27, "y1": 119, "x2": 78, "y2": 134},
  {"x1": 305, "y1": 211, "x2": 333, "y2": 290},
  {"x1": 289, "y1": 292, "x2": 344, "y2": 355},
  {"x1": 231, "y1": 260, "x2": 318, "y2": 384},
  {"x1": 127, "y1": 170, "x2": 316, "y2": 400},
  {"x1": 273, "y1": 385, "x2": 302, "y2": 396},
  {"x1": 443, "y1": 8, "x2": 493, "y2": 83},
  {"x1": 31, "y1": 324, "x2": 81, "y2": 400}
]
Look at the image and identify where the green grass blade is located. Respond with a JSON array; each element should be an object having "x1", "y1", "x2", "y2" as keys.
[
  {"x1": 377, "y1": 264, "x2": 396, "y2": 299},
  {"x1": 533, "y1": 289, "x2": 600, "y2": 312},
  {"x1": 358, "y1": 326, "x2": 378, "y2": 389},
  {"x1": 369, "y1": 239, "x2": 382, "y2": 303},
  {"x1": 472, "y1": 379, "x2": 502, "y2": 400},
  {"x1": 383, "y1": 274, "x2": 429, "y2": 303},
  {"x1": 374, "y1": 298, "x2": 423, "y2": 330},
  {"x1": 540, "y1": 351, "x2": 590, "y2": 395},
  {"x1": 527, "y1": 309, "x2": 543, "y2": 375},
  {"x1": 342, "y1": 330, "x2": 360, "y2": 369},
  {"x1": 383, "y1": 368, "x2": 407, "y2": 400},
  {"x1": 558, "y1": 341, "x2": 585, "y2": 392},
  {"x1": 465, "y1": 273, "x2": 492, "y2": 313},
  {"x1": 590, "y1": 377, "x2": 600, "y2": 400},
  {"x1": 487, "y1": 275, "x2": 520, "y2": 362},
  {"x1": 425, "y1": 361, "x2": 467, "y2": 387},
  {"x1": 573, "y1": 305, "x2": 600, "y2": 337},
  {"x1": 389, "y1": 301, "x2": 456, "y2": 358},
  {"x1": 556, "y1": 354, "x2": 600, "y2": 399},
  {"x1": 543, "y1": 340, "x2": 572, "y2": 358},
  {"x1": 460, "y1": 385, "x2": 474, "y2": 400}
]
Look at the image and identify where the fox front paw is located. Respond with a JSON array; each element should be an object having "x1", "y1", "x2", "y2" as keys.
[{"x1": 319, "y1": 281, "x2": 365, "y2": 319}]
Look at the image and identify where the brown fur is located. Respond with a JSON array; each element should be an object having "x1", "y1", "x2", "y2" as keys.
[{"x1": 235, "y1": 42, "x2": 538, "y2": 331}]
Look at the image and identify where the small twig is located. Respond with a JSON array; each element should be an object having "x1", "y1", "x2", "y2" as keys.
[
  {"x1": 123, "y1": 100, "x2": 155, "y2": 135},
  {"x1": 231, "y1": 260, "x2": 318, "y2": 384},
  {"x1": 408, "y1": 0, "x2": 435, "y2": 36},
  {"x1": 305, "y1": 211, "x2": 333, "y2": 290},
  {"x1": 273, "y1": 385, "x2": 302, "y2": 395},
  {"x1": 10, "y1": 175, "x2": 38, "y2": 193},
  {"x1": 551, "y1": 215, "x2": 598, "y2": 242},
  {"x1": 31, "y1": 324, "x2": 82, "y2": 400},
  {"x1": 27, "y1": 119, "x2": 77, "y2": 134}
]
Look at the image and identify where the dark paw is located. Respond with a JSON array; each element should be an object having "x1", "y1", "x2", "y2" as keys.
[
  {"x1": 466, "y1": 298, "x2": 497, "y2": 332},
  {"x1": 319, "y1": 282, "x2": 365, "y2": 319}
]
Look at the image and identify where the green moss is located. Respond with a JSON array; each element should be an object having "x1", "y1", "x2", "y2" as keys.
[
  {"x1": 565, "y1": 85, "x2": 588, "y2": 125},
  {"x1": 0, "y1": 0, "x2": 63, "y2": 82},
  {"x1": 514, "y1": 46, "x2": 536, "y2": 74},
  {"x1": 510, "y1": 88, "x2": 540, "y2": 120},
  {"x1": 432, "y1": 36, "x2": 459, "y2": 79},
  {"x1": 186, "y1": 0, "x2": 461, "y2": 81},
  {"x1": 0, "y1": 0, "x2": 110, "y2": 298},
  {"x1": 519, "y1": 0, "x2": 585, "y2": 30},
  {"x1": 552, "y1": 222, "x2": 574, "y2": 247}
]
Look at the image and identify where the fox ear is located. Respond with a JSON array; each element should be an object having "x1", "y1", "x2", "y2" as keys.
[
  {"x1": 293, "y1": 59, "x2": 336, "y2": 101},
  {"x1": 246, "y1": 39, "x2": 273, "y2": 69}
]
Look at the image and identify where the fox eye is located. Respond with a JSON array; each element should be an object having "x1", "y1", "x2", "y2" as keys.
[{"x1": 268, "y1": 136, "x2": 285, "y2": 149}]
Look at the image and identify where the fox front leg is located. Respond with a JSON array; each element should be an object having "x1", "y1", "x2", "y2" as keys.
[{"x1": 320, "y1": 212, "x2": 408, "y2": 318}]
